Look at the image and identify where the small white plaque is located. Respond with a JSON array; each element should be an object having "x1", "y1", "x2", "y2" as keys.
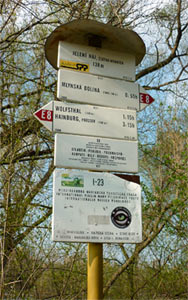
[
  {"x1": 57, "y1": 41, "x2": 136, "y2": 81},
  {"x1": 54, "y1": 134, "x2": 138, "y2": 173},
  {"x1": 57, "y1": 69, "x2": 139, "y2": 110}
]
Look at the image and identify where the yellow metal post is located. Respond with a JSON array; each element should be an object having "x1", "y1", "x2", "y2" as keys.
[{"x1": 87, "y1": 243, "x2": 103, "y2": 300}]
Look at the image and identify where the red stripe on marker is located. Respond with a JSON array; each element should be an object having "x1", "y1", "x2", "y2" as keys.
[
  {"x1": 35, "y1": 109, "x2": 53, "y2": 121},
  {"x1": 139, "y1": 93, "x2": 154, "y2": 104}
]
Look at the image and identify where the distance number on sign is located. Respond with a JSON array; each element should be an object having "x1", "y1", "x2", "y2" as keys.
[
  {"x1": 122, "y1": 114, "x2": 135, "y2": 128},
  {"x1": 123, "y1": 114, "x2": 135, "y2": 120},
  {"x1": 125, "y1": 92, "x2": 138, "y2": 99},
  {"x1": 123, "y1": 122, "x2": 135, "y2": 128}
]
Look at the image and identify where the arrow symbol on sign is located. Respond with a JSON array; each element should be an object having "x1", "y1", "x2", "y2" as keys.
[
  {"x1": 33, "y1": 102, "x2": 53, "y2": 131},
  {"x1": 139, "y1": 87, "x2": 155, "y2": 110},
  {"x1": 139, "y1": 93, "x2": 154, "y2": 105},
  {"x1": 35, "y1": 108, "x2": 53, "y2": 121}
]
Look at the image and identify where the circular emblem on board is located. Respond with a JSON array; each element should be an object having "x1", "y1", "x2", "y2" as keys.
[{"x1": 111, "y1": 207, "x2": 132, "y2": 229}]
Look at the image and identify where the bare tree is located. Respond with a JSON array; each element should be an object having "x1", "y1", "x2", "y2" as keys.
[{"x1": 0, "y1": 0, "x2": 188, "y2": 298}]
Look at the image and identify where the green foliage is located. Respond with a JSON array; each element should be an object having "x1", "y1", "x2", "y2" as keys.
[
  {"x1": 103, "y1": 259, "x2": 187, "y2": 299},
  {"x1": 33, "y1": 245, "x2": 87, "y2": 299}
]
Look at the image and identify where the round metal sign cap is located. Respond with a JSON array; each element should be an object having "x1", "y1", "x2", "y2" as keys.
[{"x1": 45, "y1": 19, "x2": 146, "y2": 70}]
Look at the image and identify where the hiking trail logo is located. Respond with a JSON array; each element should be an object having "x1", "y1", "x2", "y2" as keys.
[{"x1": 59, "y1": 60, "x2": 89, "y2": 72}]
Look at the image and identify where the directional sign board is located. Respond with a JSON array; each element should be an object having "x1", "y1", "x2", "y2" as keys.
[
  {"x1": 54, "y1": 134, "x2": 138, "y2": 173},
  {"x1": 57, "y1": 69, "x2": 140, "y2": 111},
  {"x1": 57, "y1": 69, "x2": 154, "y2": 111},
  {"x1": 57, "y1": 41, "x2": 136, "y2": 81},
  {"x1": 52, "y1": 169, "x2": 142, "y2": 243},
  {"x1": 34, "y1": 101, "x2": 137, "y2": 141}
]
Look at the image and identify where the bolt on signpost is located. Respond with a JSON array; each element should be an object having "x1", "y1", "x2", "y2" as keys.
[{"x1": 34, "y1": 19, "x2": 154, "y2": 299}]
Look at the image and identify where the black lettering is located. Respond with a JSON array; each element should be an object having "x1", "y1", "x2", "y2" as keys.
[
  {"x1": 62, "y1": 82, "x2": 82, "y2": 90},
  {"x1": 84, "y1": 86, "x2": 100, "y2": 93},
  {"x1": 89, "y1": 54, "x2": 97, "y2": 59},
  {"x1": 55, "y1": 106, "x2": 81, "y2": 114},
  {"x1": 72, "y1": 51, "x2": 87, "y2": 58}
]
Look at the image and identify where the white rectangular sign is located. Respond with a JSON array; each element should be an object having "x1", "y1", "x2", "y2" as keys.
[
  {"x1": 57, "y1": 69, "x2": 139, "y2": 110},
  {"x1": 52, "y1": 169, "x2": 142, "y2": 243},
  {"x1": 57, "y1": 41, "x2": 136, "y2": 81},
  {"x1": 54, "y1": 134, "x2": 138, "y2": 173},
  {"x1": 53, "y1": 101, "x2": 137, "y2": 140}
]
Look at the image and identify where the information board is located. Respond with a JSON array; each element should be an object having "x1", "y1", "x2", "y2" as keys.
[
  {"x1": 52, "y1": 169, "x2": 142, "y2": 243},
  {"x1": 54, "y1": 134, "x2": 138, "y2": 173},
  {"x1": 57, "y1": 41, "x2": 136, "y2": 81},
  {"x1": 57, "y1": 69, "x2": 139, "y2": 110}
]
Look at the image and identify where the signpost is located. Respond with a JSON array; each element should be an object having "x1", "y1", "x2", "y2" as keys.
[
  {"x1": 34, "y1": 19, "x2": 155, "y2": 300},
  {"x1": 52, "y1": 169, "x2": 142, "y2": 243},
  {"x1": 54, "y1": 134, "x2": 138, "y2": 173},
  {"x1": 34, "y1": 101, "x2": 137, "y2": 140}
]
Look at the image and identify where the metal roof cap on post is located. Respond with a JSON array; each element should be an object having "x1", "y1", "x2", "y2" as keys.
[{"x1": 45, "y1": 19, "x2": 146, "y2": 70}]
